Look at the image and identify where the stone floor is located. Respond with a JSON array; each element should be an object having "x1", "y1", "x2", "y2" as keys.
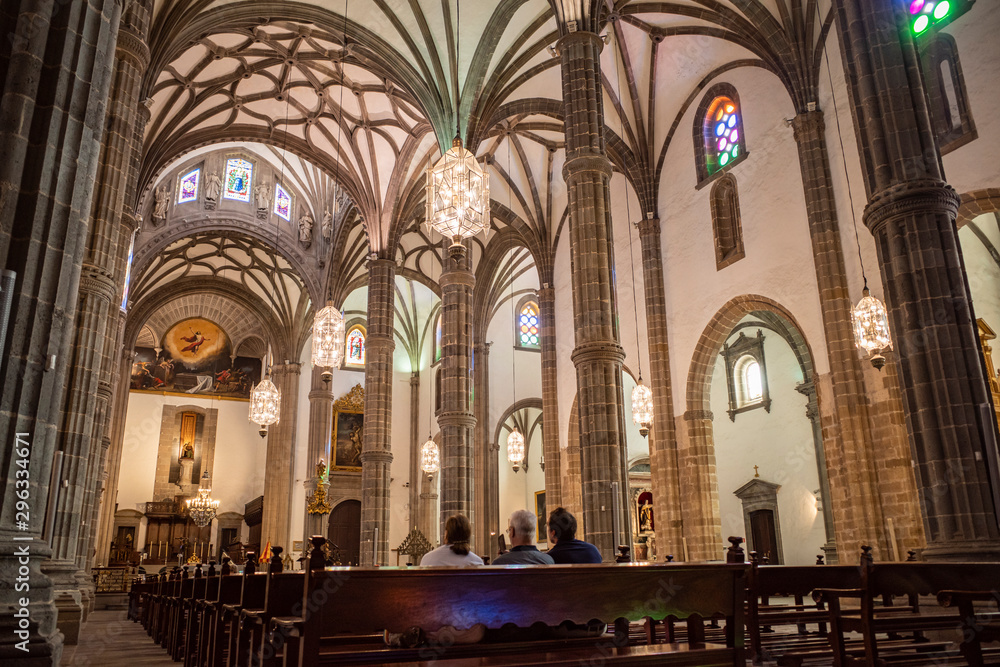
[{"x1": 62, "y1": 610, "x2": 173, "y2": 666}]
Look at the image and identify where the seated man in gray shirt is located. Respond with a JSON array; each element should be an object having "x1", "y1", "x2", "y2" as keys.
[{"x1": 492, "y1": 510, "x2": 554, "y2": 565}]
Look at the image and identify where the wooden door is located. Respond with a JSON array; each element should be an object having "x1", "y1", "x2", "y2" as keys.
[
  {"x1": 749, "y1": 509, "x2": 781, "y2": 564},
  {"x1": 328, "y1": 500, "x2": 361, "y2": 566}
]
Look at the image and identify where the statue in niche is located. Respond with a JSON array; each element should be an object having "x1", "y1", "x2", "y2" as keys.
[
  {"x1": 639, "y1": 501, "x2": 654, "y2": 532},
  {"x1": 204, "y1": 172, "x2": 222, "y2": 209},
  {"x1": 152, "y1": 185, "x2": 169, "y2": 225},
  {"x1": 254, "y1": 181, "x2": 270, "y2": 219},
  {"x1": 321, "y1": 208, "x2": 333, "y2": 241},
  {"x1": 298, "y1": 210, "x2": 313, "y2": 246},
  {"x1": 180, "y1": 441, "x2": 194, "y2": 460}
]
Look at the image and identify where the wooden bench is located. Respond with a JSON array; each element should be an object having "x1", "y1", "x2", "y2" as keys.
[
  {"x1": 937, "y1": 589, "x2": 1000, "y2": 666},
  {"x1": 747, "y1": 561, "x2": 860, "y2": 664},
  {"x1": 234, "y1": 571, "x2": 302, "y2": 667},
  {"x1": 268, "y1": 563, "x2": 748, "y2": 666},
  {"x1": 817, "y1": 557, "x2": 1000, "y2": 666}
]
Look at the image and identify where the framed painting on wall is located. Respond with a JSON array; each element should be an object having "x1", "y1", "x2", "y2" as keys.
[
  {"x1": 534, "y1": 490, "x2": 547, "y2": 543},
  {"x1": 331, "y1": 384, "x2": 365, "y2": 471}
]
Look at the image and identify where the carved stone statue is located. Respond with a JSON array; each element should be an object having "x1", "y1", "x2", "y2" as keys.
[
  {"x1": 639, "y1": 501, "x2": 654, "y2": 532},
  {"x1": 152, "y1": 185, "x2": 169, "y2": 225},
  {"x1": 180, "y1": 441, "x2": 194, "y2": 460},
  {"x1": 204, "y1": 172, "x2": 222, "y2": 209},
  {"x1": 321, "y1": 208, "x2": 333, "y2": 241},
  {"x1": 298, "y1": 211, "x2": 313, "y2": 246},
  {"x1": 254, "y1": 182, "x2": 270, "y2": 219}
]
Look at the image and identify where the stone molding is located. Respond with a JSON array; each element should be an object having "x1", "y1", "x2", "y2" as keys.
[
  {"x1": 439, "y1": 269, "x2": 476, "y2": 288},
  {"x1": 115, "y1": 25, "x2": 150, "y2": 69},
  {"x1": 790, "y1": 110, "x2": 825, "y2": 142},
  {"x1": 437, "y1": 412, "x2": 477, "y2": 426},
  {"x1": 570, "y1": 341, "x2": 626, "y2": 366},
  {"x1": 79, "y1": 266, "x2": 119, "y2": 305},
  {"x1": 563, "y1": 153, "x2": 613, "y2": 180},
  {"x1": 683, "y1": 409, "x2": 714, "y2": 422},
  {"x1": 863, "y1": 179, "x2": 960, "y2": 234},
  {"x1": 556, "y1": 29, "x2": 605, "y2": 53},
  {"x1": 359, "y1": 450, "x2": 393, "y2": 465}
]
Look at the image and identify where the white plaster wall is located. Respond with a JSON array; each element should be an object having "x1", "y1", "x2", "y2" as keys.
[
  {"x1": 118, "y1": 392, "x2": 267, "y2": 517},
  {"x1": 960, "y1": 214, "x2": 1000, "y2": 337},
  {"x1": 710, "y1": 319, "x2": 826, "y2": 566},
  {"x1": 497, "y1": 423, "x2": 546, "y2": 547},
  {"x1": 656, "y1": 64, "x2": 830, "y2": 422}
]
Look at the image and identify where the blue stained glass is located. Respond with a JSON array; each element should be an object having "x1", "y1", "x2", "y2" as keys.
[
  {"x1": 716, "y1": 123, "x2": 726, "y2": 137},
  {"x1": 728, "y1": 115, "x2": 737, "y2": 129}
]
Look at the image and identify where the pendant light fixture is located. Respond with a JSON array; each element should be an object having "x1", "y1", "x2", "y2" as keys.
[
  {"x1": 823, "y1": 43, "x2": 893, "y2": 370},
  {"x1": 610, "y1": 24, "x2": 654, "y2": 436},
  {"x1": 425, "y1": 0, "x2": 490, "y2": 247},
  {"x1": 502, "y1": 128, "x2": 525, "y2": 472},
  {"x1": 311, "y1": 0, "x2": 350, "y2": 381},
  {"x1": 421, "y1": 350, "x2": 439, "y2": 476},
  {"x1": 186, "y1": 470, "x2": 220, "y2": 527}
]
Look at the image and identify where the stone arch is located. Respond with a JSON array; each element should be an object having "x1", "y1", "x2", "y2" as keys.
[
  {"x1": 956, "y1": 189, "x2": 1000, "y2": 228},
  {"x1": 493, "y1": 397, "x2": 544, "y2": 468},
  {"x1": 562, "y1": 395, "x2": 584, "y2": 528},
  {"x1": 681, "y1": 294, "x2": 819, "y2": 561}
]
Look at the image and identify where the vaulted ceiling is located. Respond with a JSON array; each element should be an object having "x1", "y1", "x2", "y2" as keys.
[{"x1": 135, "y1": 0, "x2": 834, "y2": 333}]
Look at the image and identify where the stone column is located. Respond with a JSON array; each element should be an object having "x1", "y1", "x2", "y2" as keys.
[
  {"x1": 635, "y1": 218, "x2": 684, "y2": 559},
  {"x1": 95, "y1": 352, "x2": 133, "y2": 568},
  {"x1": 408, "y1": 372, "x2": 421, "y2": 531},
  {"x1": 439, "y1": 244, "x2": 476, "y2": 537},
  {"x1": 260, "y1": 362, "x2": 301, "y2": 552},
  {"x1": 538, "y1": 286, "x2": 562, "y2": 510},
  {"x1": 304, "y1": 366, "x2": 334, "y2": 539},
  {"x1": 557, "y1": 29, "x2": 631, "y2": 558},
  {"x1": 473, "y1": 341, "x2": 497, "y2": 554},
  {"x1": 360, "y1": 258, "x2": 395, "y2": 565},
  {"x1": 791, "y1": 109, "x2": 924, "y2": 559},
  {"x1": 833, "y1": 0, "x2": 1000, "y2": 559},
  {"x1": 0, "y1": 1, "x2": 123, "y2": 662},
  {"x1": 796, "y1": 381, "x2": 838, "y2": 563}
]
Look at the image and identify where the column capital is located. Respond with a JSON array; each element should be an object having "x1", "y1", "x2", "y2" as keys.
[
  {"x1": 570, "y1": 340, "x2": 625, "y2": 366},
  {"x1": 683, "y1": 409, "x2": 714, "y2": 422},
  {"x1": 308, "y1": 388, "x2": 334, "y2": 401},
  {"x1": 563, "y1": 152, "x2": 613, "y2": 180},
  {"x1": 473, "y1": 341, "x2": 492, "y2": 355},
  {"x1": 115, "y1": 24, "x2": 150, "y2": 70},
  {"x1": 366, "y1": 336, "x2": 395, "y2": 353},
  {"x1": 439, "y1": 268, "x2": 475, "y2": 288},
  {"x1": 790, "y1": 109, "x2": 825, "y2": 143},
  {"x1": 79, "y1": 265, "x2": 119, "y2": 305},
  {"x1": 863, "y1": 179, "x2": 960, "y2": 235},
  {"x1": 271, "y1": 361, "x2": 302, "y2": 376},
  {"x1": 636, "y1": 217, "x2": 661, "y2": 237},
  {"x1": 556, "y1": 28, "x2": 605, "y2": 53},
  {"x1": 437, "y1": 412, "x2": 477, "y2": 427},
  {"x1": 359, "y1": 450, "x2": 393, "y2": 465}
]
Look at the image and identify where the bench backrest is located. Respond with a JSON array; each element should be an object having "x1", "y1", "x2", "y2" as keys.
[
  {"x1": 264, "y1": 572, "x2": 303, "y2": 615},
  {"x1": 216, "y1": 574, "x2": 244, "y2": 605},
  {"x1": 867, "y1": 563, "x2": 1000, "y2": 598},
  {"x1": 303, "y1": 564, "x2": 747, "y2": 636},
  {"x1": 755, "y1": 565, "x2": 860, "y2": 598},
  {"x1": 240, "y1": 573, "x2": 268, "y2": 609}
]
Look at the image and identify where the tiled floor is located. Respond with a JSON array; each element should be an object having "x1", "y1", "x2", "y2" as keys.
[{"x1": 63, "y1": 610, "x2": 174, "y2": 666}]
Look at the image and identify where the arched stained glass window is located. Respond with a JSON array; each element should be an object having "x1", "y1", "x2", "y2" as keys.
[
  {"x1": 178, "y1": 168, "x2": 200, "y2": 204},
  {"x1": 695, "y1": 84, "x2": 747, "y2": 185},
  {"x1": 518, "y1": 301, "x2": 540, "y2": 347},
  {"x1": 274, "y1": 182, "x2": 291, "y2": 220},
  {"x1": 346, "y1": 326, "x2": 366, "y2": 366},
  {"x1": 706, "y1": 96, "x2": 743, "y2": 175},
  {"x1": 224, "y1": 158, "x2": 253, "y2": 202},
  {"x1": 434, "y1": 314, "x2": 443, "y2": 363}
]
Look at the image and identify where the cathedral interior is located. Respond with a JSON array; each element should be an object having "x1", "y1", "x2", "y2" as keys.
[{"x1": 1, "y1": 0, "x2": 1000, "y2": 663}]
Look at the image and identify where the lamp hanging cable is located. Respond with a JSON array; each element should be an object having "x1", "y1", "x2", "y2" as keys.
[
  {"x1": 822, "y1": 39, "x2": 893, "y2": 370},
  {"x1": 505, "y1": 132, "x2": 525, "y2": 472}
]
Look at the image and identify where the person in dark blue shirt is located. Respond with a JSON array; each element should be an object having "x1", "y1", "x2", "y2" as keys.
[{"x1": 545, "y1": 507, "x2": 603, "y2": 564}]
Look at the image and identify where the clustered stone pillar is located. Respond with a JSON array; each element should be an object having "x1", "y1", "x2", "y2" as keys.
[
  {"x1": 304, "y1": 366, "x2": 334, "y2": 540},
  {"x1": 0, "y1": 1, "x2": 124, "y2": 662},
  {"x1": 260, "y1": 362, "x2": 301, "y2": 553},
  {"x1": 557, "y1": 28, "x2": 631, "y2": 558},
  {"x1": 473, "y1": 340, "x2": 497, "y2": 553},
  {"x1": 538, "y1": 286, "x2": 562, "y2": 511},
  {"x1": 790, "y1": 109, "x2": 924, "y2": 559},
  {"x1": 833, "y1": 0, "x2": 1000, "y2": 559},
  {"x1": 796, "y1": 381, "x2": 839, "y2": 562},
  {"x1": 439, "y1": 243, "x2": 476, "y2": 538},
  {"x1": 95, "y1": 354, "x2": 134, "y2": 568},
  {"x1": 360, "y1": 258, "x2": 395, "y2": 565},
  {"x1": 45, "y1": 0, "x2": 152, "y2": 643},
  {"x1": 635, "y1": 218, "x2": 684, "y2": 559},
  {"x1": 408, "y1": 372, "x2": 421, "y2": 531}
]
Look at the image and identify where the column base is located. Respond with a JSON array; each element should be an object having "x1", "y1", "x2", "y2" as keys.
[
  {"x1": 920, "y1": 538, "x2": 1000, "y2": 562},
  {"x1": 43, "y1": 560, "x2": 84, "y2": 646},
  {"x1": 0, "y1": 538, "x2": 63, "y2": 665},
  {"x1": 821, "y1": 541, "x2": 839, "y2": 565}
]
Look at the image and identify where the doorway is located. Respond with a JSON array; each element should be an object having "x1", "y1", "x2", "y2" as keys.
[{"x1": 328, "y1": 499, "x2": 361, "y2": 565}]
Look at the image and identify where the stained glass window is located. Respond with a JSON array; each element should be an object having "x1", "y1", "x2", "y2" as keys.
[
  {"x1": 434, "y1": 315, "x2": 442, "y2": 363},
  {"x1": 178, "y1": 168, "x2": 200, "y2": 204},
  {"x1": 120, "y1": 230, "x2": 137, "y2": 311},
  {"x1": 706, "y1": 96, "x2": 744, "y2": 176},
  {"x1": 346, "y1": 326, "x2": 366, "y2": 365},
  {"x1": 223, "y1": 158, "x2": 253, "y2": 202},
  {"x1": 274, "y1": 183, "x2": 291, "y2": 221},
  {"x1": 518, "y1": 301, "x2": 540, "y2": 347},
  {"x1": 908, "y1": 1, "x2": 957, "y2": 35},
  {"x1": 744, "y1": 360, "x2": 762, "y2": 402}
]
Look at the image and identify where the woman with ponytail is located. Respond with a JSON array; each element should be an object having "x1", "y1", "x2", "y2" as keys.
[{"x1": 419, "y1": 514, "x2": 484, "y2": 566}]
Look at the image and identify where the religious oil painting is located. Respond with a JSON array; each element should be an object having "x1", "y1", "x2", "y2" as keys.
[
  {"x1": 535, "y1": 490, "x2": 546, "y2": 543},
  {"x1": 130, "y1": 317, "x2": 260, "y2": 398},
  {"x1": 332, "y1": 410, "x2": 364, "y2": 471}
]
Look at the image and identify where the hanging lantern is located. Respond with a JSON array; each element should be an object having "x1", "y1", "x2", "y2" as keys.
[
  {"x1": 507, "y1": 427, "x2": 525, "y2": 472},
  {"x1": 186, "y1": 470, "x2": 220, "y2": 528},
  {"x1": 632, "y1": 378, "x2": 654, "y2": 438},
  {"x1": 250, "y1": 374, "x2": 281, "y2": 437},
  {"x1": 420, "y1": 438, "x2": 439, "y2": 476},
  {"x1": 852, "y1": 286, "x2": 893, "y2": 371},
  {"x1": 312, "y1": 302, "x2": 345, "y2": 382},
  {"x1": 425, "y1": 137, "x2": 490, "y2": 245}
]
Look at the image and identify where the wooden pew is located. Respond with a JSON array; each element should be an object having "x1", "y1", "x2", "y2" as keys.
[
  {"x1": 219, "y1": 572, "x2": 267, "y2": 667},
  {"x1": 269, "y1": 563, "x2": 748, "y2": 667},
  {"x1": 235, "y1": 571, "x2": 302, "y2": 667},
  {"x1": 937, "y1": 589, "x2": 1000, "y2": 666},
  {"x1": 187, "y1": 573, "x2": 221, "y2": 667},
  {"x1": 747, "y1": 561, "x2": 860, "y2": 664},
  {"x1": 816, "y1": 556, "x2": 1000, "y2": 666},
  {"x1": 199, "y1": 574, "x2": 245, "y2": 667}
]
